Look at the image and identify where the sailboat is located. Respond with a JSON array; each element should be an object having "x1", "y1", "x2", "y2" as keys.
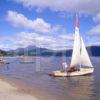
[{"x1": 49, "y1": 16, "x2": 94, "y2": 77}]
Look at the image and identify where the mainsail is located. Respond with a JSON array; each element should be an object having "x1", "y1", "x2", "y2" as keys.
[
  {"x1": 80, "y1": 37, "x2": 93, "y2": 67},
  {"x1": 70, "y1": 16, "x2": 81, "y2": 67},
  {"x1": 70, "y1": 16, "x2": 93, "y2": 67}
]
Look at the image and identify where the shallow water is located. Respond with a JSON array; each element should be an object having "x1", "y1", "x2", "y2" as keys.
[{"x1": 0, "y1": 57, "x2": 100, "y2": 100}]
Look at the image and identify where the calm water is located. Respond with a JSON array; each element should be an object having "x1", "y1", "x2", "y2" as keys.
[{"x1": 0, "y1": 57, "x2": 100, "y2": 100}]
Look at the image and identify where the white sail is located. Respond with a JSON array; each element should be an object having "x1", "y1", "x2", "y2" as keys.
[
  {"x1": 80, "y1": 37, "x2": 93, "y2": 67},
  {"x1": 70, "y1": 27, "x2": 81, "y2": 67},
  {"x1": 70, "y1": 15, "x2": 93, "y2": 68}
]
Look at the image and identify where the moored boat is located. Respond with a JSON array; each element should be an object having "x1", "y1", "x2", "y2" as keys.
[{"x1": 0, "y1": 60, "x2": 9, "y2": 64}]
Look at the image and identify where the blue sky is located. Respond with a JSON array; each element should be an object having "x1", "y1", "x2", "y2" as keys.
[{"x1": 0, "y1": 0, "x2": 100, "y2": 50}]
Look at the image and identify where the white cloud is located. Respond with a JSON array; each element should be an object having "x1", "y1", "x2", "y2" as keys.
[
  {"x1": 1, "y1": 32, "x2": 100, "y2": 51},
  {"x1": 5, "y1": 10, "x2": 74, "y2": 50},
  {"x1": 88, "y1": 24, "x2": 100, "y2": 34},
  {"x1": 93, "y1": 13, "x2": 100, "y2": 23},
  {"x1": 89, "y1": 13, "x2": 100, "y2": 35},
  {"x1": 88, "y1": 41, "x2": 100, "y2": 46},
  {"x1": 59, "y1": 34, "x2": 74, "y2": 41},
  {"x1": 0, "y1": 36, "x2": 18, "y2": 50},
  {"x1": 6, "y1": 10, "x2": 56, "y2": 33},
  {"x1": 0, "y1": 32, "x2": 74, "y2": 50},
  {"x1": 86, "y1": 36, "x2": 100, "y2": 46},
  {"x1": 13, "y1": 0, "x2": 100, "y2": 14}
]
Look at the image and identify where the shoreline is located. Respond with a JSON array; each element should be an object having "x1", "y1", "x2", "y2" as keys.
[
  {"x1": 0, "y1": 76, "x2": 59, "y2": 100},
  {"x1": 0, "y1": 77, "x2": 38, "y2": 100}
]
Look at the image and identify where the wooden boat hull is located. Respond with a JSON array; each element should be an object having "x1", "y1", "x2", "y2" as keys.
[{"x1": 49, "y1": 68, "x2": 94, "y2": 77}]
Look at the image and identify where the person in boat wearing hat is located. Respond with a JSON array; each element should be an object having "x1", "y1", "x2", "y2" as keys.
[
  {"x1": 67, "y1": 66, "x2": 80, "y2": 72},
  {"x1": 62, "y1": 62, "x2": 80, "y2": 72}
]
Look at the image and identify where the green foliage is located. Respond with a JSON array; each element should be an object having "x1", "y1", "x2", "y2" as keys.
[{"x1": 0, "y1": 50, "x2": 7, "y2": 56}]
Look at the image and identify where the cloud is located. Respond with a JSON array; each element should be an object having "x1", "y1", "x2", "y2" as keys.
[
  {"x1": 59, "y1": 34, "x2": 74, "y2": 41},
  {"x1": 88, "y1": 24, "x2": 100, "y2": 34},
  {"x1": 1, "y1": 32, "x2": 100, "y2": 51},
  {"x1": 89, "y1": 13, "x2": 100, "y2": 35},
  {"x1": 93, "y1": 13, "x2": 100, "y2": 23},
  {"x1": 86, "y1": 36, "x2": 100, "y2": 46},
  {"x1": 6, "y1": 10, "x2": 58, "y2": 33},
  {"x1": 88, "y1": 41, "x2": 100, "y2": 46},
  {"x1": 5, "y1": 10, "x2": 74, "y2": 50},
  {"x1": 0, "y1": 36, "x2": 17, "y2": 50},
  {"x1": 0, "y1": 32, "x2": 74, "y2": 50},
  {"x1": 13, "y1": 0, "x2": 100, "y2": 14}
]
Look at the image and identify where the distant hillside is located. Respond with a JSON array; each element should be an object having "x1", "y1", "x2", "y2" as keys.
[
  {"x1": 87, "y1": 46, "x2": 100, "y2": 56},
  {"x1": 6, "y1": 45, "x2": 100, "y2": 57},
  {"x1": 54, "y1": 46, "x2": 100, "y2": 57},
  {"x1": 7, "y1": 46, "x2": 54, "y2": 56},
  {"x1": 0, "y1": 50, "x2": 7, "y2": 56}
]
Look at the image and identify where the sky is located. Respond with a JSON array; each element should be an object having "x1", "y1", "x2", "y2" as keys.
[{"x1": 0, "y1": 0, "x2": 100, "y2": 50}]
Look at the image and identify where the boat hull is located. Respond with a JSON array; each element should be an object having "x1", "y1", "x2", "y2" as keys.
[
  {"x1": 0, "y1": 61, "x2": 9, "y2": 64},
  {"x1": 49, "y1": 68, "x2": 94, "y2": 77}
]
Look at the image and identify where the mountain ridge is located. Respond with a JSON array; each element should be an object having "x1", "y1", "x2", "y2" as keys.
[{"x1": 6, "y1": 45, "x2": 100, "y2": 57}]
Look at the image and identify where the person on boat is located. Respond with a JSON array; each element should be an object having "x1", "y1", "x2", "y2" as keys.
[
  {"x1": 62, "y1": 62, "x2": 68, "y2": 72},
  {"x1": 67, "y1": 66, "x2": 80, "y2": 72}
]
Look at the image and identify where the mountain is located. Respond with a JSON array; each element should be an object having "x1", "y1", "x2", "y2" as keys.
[
  {"x1": 54, "y1": 46, "x2": 100, "y2": 57},
  {"x1": 7, "y1": 46, "x2": 54, "y2": 56},
  {"x1": 0, "y1": 50, "x2": 7, "y2": 56},
  {"x1": 6, "y1": 45, "x2": 100, "y2": 57},
  {"x1": 87, "y1": 46, "x2": 100, "y2": 56}
]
